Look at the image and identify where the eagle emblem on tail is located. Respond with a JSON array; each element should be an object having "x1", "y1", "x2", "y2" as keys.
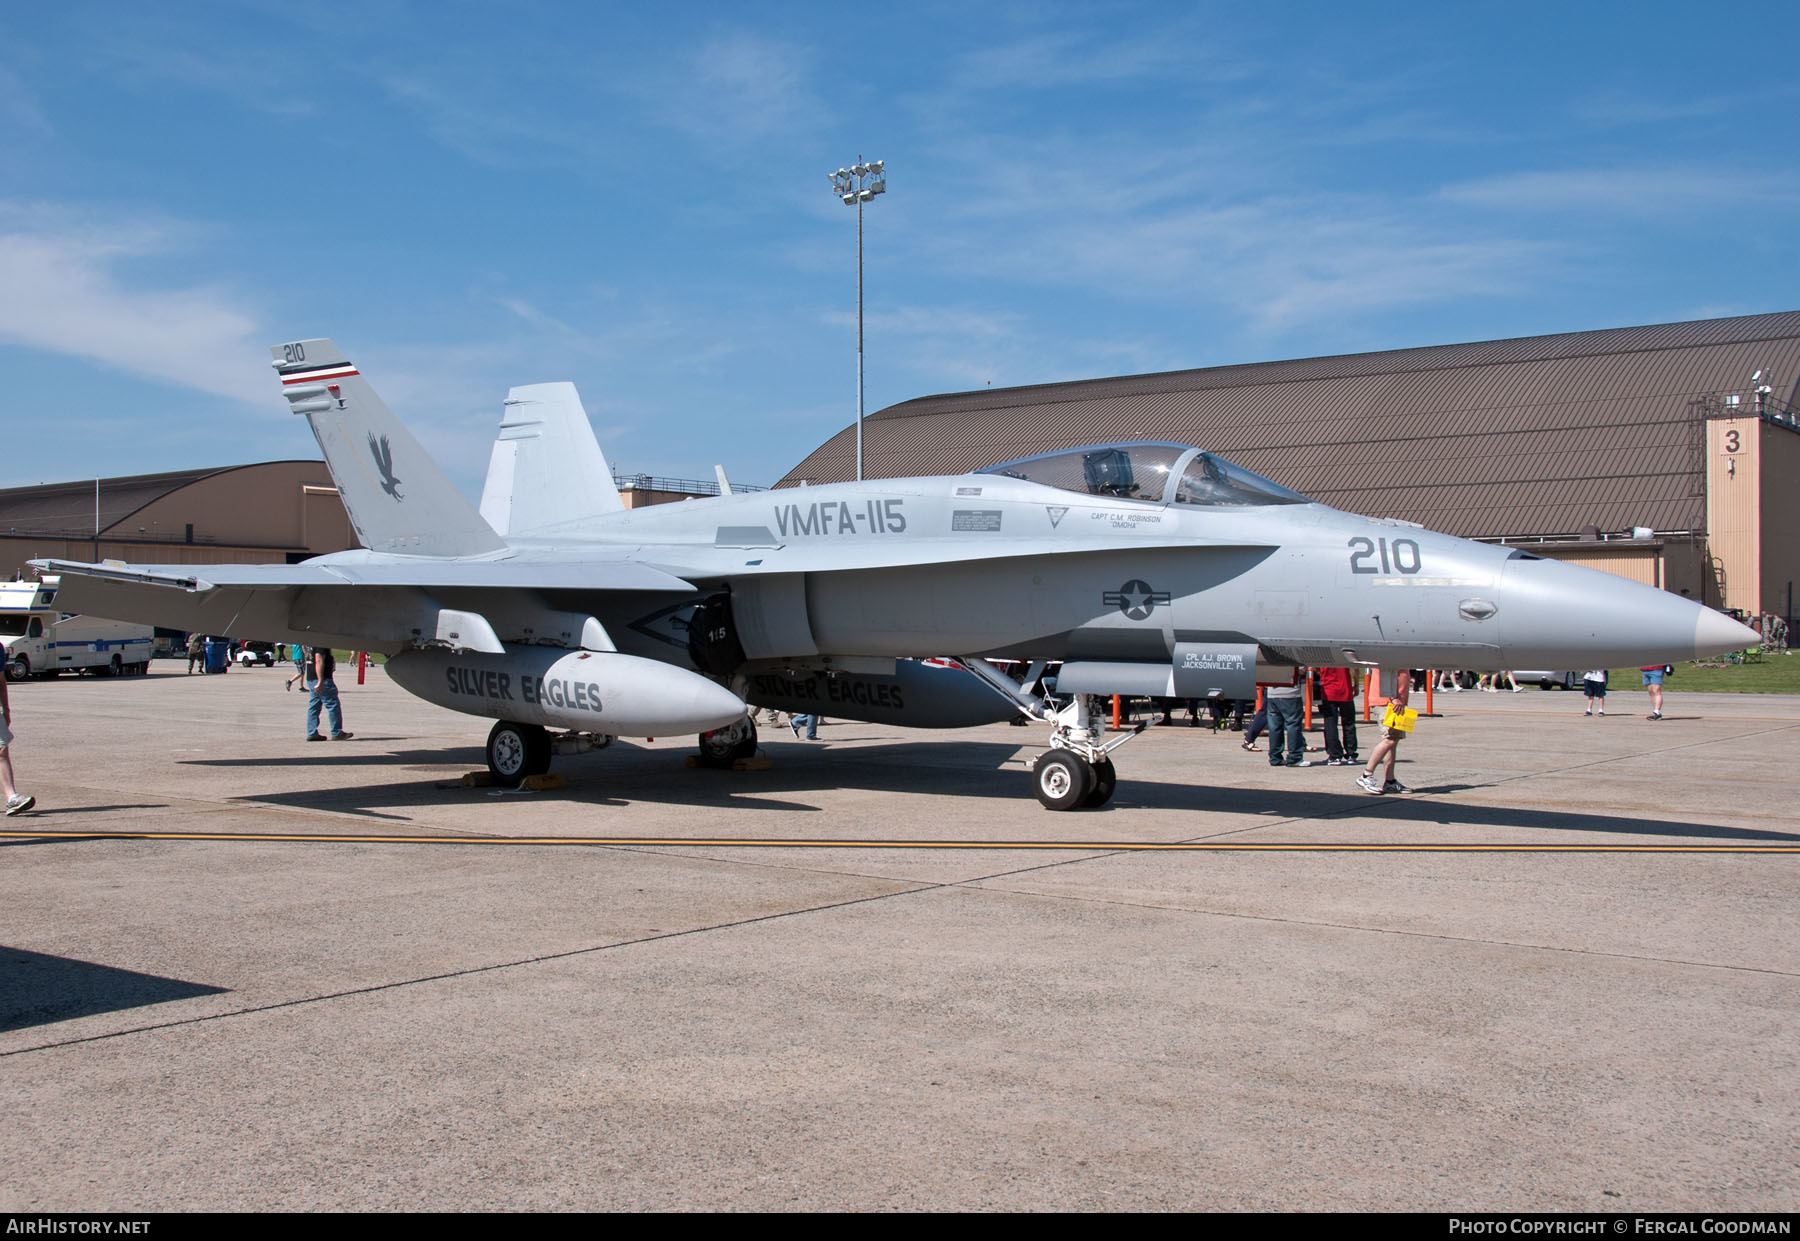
[{"x1": 369, "y1": 433, "x2": 403, "y2": 501}]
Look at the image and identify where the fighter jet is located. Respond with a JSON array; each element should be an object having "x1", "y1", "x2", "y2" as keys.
[{"x1": 36, "y1": 339, "x2": 1759, "y2": 810}]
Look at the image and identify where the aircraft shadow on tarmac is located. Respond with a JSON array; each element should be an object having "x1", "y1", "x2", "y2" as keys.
[
  {"x1": 1110, "y1": 782, "x2": 1798, "y2": 842},
  {"x1": 184, "y1": 746, "x2": 490, "y2": 770},
  {"x1": 181, "y1": 739, "x2": 1789, "y2": 843},
  {"x1": 0, "y1": 946, "x2": 227, "y2": 1033}
]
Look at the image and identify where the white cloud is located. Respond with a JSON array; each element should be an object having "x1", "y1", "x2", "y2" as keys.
[
  {"x1": 915, "y1": 172, "x2": 1562, "y2": 337},
  {"x1": 950, "y1": 29, "x2": 1205, "y2": 91},
  {"x1": 102, "y1": 43, "x2": 317, "y2": 117},
  {"x1": 1438, "y1": 167, "x2": 1800, "y2": 215},
  {"x1": 0, "y1": 204, "x2": 272, "y2": 406},
  {"x1": 826, "y1": 305, "x2": 1027, "y2": 341},
  {"x1": 643, "y1": 29, "x2": 820, "y2": 142},
  {"x1": 382, "y1": 73, "x2": 597, "y2": 169},
  {"x1": 497, "y1": 297, "x2": 580, "y2": 337}
]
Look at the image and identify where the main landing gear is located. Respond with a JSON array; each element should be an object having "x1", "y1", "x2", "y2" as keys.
[
  {"x1": 957, "y1": 659, "x2": 1143, "y2": 811},
  {"x1": 485, "y1": 721, "x2": 613, "y2": 788},
  {"x1": 697, "y1": 714, "x2": 758, "y2": 768},
  {"x1": 478, "y1": 712, "x2": 756, "y2": 787},
  {"x1": 486, "y1": 720, "x2": 551, "y2": 787}
]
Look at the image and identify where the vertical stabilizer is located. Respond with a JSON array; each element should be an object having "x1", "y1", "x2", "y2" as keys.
[
  {"x1": 271, "y1": 339, "x2": 505, "y2": 558},
  {"x1": 478, "y1": 382, "x2": 624, "y2": 536}
]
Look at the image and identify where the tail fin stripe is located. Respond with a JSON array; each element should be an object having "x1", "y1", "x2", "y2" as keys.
[{"x1": 282, "y1": 366, "x2": 359, "y2": 385}]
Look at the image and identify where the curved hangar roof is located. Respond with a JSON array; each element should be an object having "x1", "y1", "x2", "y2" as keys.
[
  {"x1": 0, "y1": 461, "x2": 342, "y2": 550},
  {"x1": 778, "y1": 311, "x2": 1800, "y2": 540}
]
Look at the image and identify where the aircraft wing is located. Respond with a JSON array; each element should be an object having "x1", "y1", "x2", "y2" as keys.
[
  {"x1": 33, "y1": 558, "x2": 694, "y2": 594},
  {"x1": 31, "y1": 557, "x2": 697, "y2": 655}
]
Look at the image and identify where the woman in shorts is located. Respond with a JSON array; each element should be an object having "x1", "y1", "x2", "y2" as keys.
[{"x1": 1641, "y1": 665, "x2": 1666, "y2": 720}]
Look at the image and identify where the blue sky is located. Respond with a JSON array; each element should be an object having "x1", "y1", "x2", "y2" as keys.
[{"x1": 2, "y1": 1, "x2": 1796, "y2": 495}]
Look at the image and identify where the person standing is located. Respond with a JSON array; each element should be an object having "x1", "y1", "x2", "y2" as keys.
[
  {"x1": 1240, "y1": 696, "x2": 1267, "y2": 751},
  {"x1": 0, "y1": 672, "x2": 35, "y2": 815},
  {"x1": 1582, "y1": 669, "x2": 1608, "y2": 716},
  {"x1": 305, "y1": 646, "x2": 353, "y2": 741},
  {"x1": 1318, "y1": 666, "x2": 1360, "y2": 766},
  {"x1": 1265, "y1": 669, "x2": 1310, "y2": 768},
  {"x1": 1357, "y1": 670, "x2": 1412, "y2": 794},
  {"x1": 1641, "y1": 664, "x2": 1667, "y2": 720},
  {"x1": 186, "y1": 632, "x2": 205, "y2": 675}
]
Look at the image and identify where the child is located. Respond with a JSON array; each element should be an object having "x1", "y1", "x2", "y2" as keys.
[{"x1": 1582, "y1": 669, "x2": 1608, "y2": 716}]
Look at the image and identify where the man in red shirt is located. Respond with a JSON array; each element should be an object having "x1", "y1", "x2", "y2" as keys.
[{"x1": 1317, "y1": 667, "x2": 1359, "y2": 766}]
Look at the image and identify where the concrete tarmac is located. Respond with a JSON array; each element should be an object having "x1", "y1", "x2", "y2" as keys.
[{"x1": 2, "y1": 663, "x2": 1796, "y2": 1211}]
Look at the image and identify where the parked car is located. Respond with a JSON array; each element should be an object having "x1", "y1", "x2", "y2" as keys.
[
  {"x1": 234, "y1": 641, "x2": 279, "y2": 667},
  {"x1": 1511, "y1": 670, "x2": 1580, "y2": 690}
]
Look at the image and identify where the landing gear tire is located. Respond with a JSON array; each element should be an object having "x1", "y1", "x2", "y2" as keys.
[
  {"x1": 697, "y1": 716, "x2": 757, "y2": 769},
  {"x1": 487, "y1": 720, "x2": 551, "y2": 788},
  {"x1": 6, "y1": 656, "x2": 27, "y2": 682},
  {"x1": 1034, "y1": 749, "x2": 1096, "y2": 811},
  {"x1": 1082, "y1": 756, "x2": 1117, "y2": 809}
]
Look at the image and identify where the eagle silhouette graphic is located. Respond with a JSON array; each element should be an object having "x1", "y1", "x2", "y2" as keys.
[{"x1": 368, "y1": 433, "x2": 403, "y2": 500}]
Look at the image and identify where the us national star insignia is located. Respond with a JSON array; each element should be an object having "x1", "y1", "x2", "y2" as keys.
[{"x1": 1103, "y1": 579, "x2": 1171, "y2": 620}]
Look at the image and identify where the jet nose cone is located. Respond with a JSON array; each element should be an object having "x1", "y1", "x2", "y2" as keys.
[
  {"x1": 1694, "y1": 609, "x2": 1762, "y2": 660},
  {"x1": 1499, "y1": 556, "x2": 1766, "y2": 667}
]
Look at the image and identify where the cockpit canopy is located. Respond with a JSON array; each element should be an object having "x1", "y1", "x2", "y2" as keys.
[{"x1": 977, "y1": 441, "x2": 1311, "y2": 507}]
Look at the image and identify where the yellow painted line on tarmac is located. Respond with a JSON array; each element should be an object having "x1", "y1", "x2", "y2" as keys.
[{"x1": 2, "y1": 829, "x2": 1796, "y2": 853}]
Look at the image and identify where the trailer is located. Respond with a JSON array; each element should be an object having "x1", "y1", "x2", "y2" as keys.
[{"x1": 1, "y1": 576, "x2": 154, "y2": 680}]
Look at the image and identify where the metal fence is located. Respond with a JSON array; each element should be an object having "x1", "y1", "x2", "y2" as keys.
[{"x1": 611, "y1": 472, "x2": 769, "y2": 496}]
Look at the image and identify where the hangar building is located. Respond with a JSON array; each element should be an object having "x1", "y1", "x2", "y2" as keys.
[
  {"x1": 780, "y1": 311, "x2": 1800, "y2": 626},
  {"x1": 0, "y1": 461, "x2": 354, "y2": 583}
]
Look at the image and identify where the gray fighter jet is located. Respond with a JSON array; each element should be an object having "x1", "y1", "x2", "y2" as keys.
[{"x1": 36, "y1": 339, "x2": 1759, "y2": 809}]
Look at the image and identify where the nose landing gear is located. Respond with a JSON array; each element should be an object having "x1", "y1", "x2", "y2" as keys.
[{"x1": 956, "y1": 658, "x2": 1142, "y2": 810}]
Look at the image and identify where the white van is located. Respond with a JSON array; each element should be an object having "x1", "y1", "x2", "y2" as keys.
[{"x1": 1, "y1": 576, "x2": 153, "y2": 680}]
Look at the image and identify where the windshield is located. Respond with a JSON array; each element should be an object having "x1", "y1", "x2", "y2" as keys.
[
  {"x1": 0, "y1": 616, "x2": 27, "y2": 637},
  {"x1": 980, "y1": 442, "x2": 1311, "y2": 506},
  {"x1": 1172, "y1": 453, "x2": 1309, "y2": 507}
]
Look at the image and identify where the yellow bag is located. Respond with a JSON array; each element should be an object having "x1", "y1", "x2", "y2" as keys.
[{"x1": 1381, "y1": 704, "x2": 1418, "y2": 733}]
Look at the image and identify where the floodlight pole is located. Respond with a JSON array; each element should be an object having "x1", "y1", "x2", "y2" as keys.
[
  {"x1": 830, "y1": 157, "x2": 885, "y2": 481},
  {"x1": 857, "y1": 187, "x2": 865, "y2": 482}
]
